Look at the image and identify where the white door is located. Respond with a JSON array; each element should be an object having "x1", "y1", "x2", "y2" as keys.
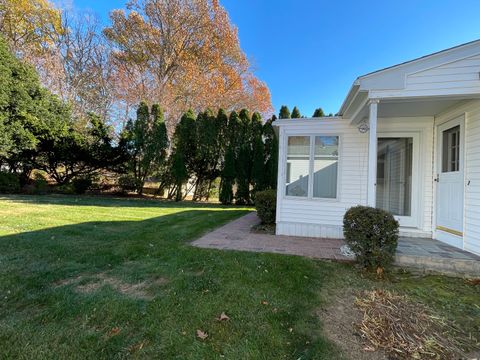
[{"x1": 436, "y1": 116, "x2": 465, "y2": 248}]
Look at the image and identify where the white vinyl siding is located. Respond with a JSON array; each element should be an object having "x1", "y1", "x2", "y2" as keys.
[
  {"x1": 275, "y1": 116, "x2": 434, "y2": 238},
  {"x1": 435, "y1": 99, "x2": 480, "y2": 255},
  {"x1": 276, "y1": 118, "x2": 367, "y2": 237},
  {"x1": 405, "y1": 54, "x2": 480, "y2": 94}
]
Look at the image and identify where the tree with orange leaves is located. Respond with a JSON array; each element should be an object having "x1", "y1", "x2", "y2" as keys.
[{"x1": 104, "y1": 0, "x2": 272, "y2": 133}]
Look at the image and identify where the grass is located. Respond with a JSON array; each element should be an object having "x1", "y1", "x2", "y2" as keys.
[{"x1": 0, "y1": 195, "x2": 478, "y2": 359}]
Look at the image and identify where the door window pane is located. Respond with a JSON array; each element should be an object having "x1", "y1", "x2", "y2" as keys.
[
  {"x1": 442, "y1": 125, "x2": 460, "y2": 172},
  {"x1": 376, "y1": 138, "x2": 413, "y2": 216},
  {"x1": 313, "y1": 136, "x2": 338, "y2": 198},
  {"x1": 286, "y1": 136, "x2": 310, "y2": 196}
]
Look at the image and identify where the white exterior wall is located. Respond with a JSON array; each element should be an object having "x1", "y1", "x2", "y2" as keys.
[
  {"x1": 434, "y1": 99, "x2": 480, "y2": 255},
  {"x1": 404, "y1": 54, "x2": 480, "y2": 95},
  {"x1": 276, "y1": 117, "x2": 368, "y2": 238},
  {"x1": 275, "y1": 116, "x2": 434, "y2": 238}
]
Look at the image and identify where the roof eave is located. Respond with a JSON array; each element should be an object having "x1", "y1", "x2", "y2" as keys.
[{"x1": 338, "y1": 81, "x2": 361, "y2": 116}]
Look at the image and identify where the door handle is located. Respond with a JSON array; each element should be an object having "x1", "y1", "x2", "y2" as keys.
[{"x1": 434, "y1": 174, "x2": 439, "y2": 182}]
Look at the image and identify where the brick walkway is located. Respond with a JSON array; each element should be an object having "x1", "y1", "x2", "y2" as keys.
[
  {"x1": 192, "y1": 212, "x2": 480, "y2": 276},
  {"x1": 192, "y1": 212, "x2": 351, "y2": 261}
]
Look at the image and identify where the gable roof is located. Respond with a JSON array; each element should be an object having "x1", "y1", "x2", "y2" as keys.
[
  {"x1": 358, "y1": 39, "x2": 480, "y2": 80},
  {"x1": 339, "y1": 39, "x2": 480, "y2": 117}
]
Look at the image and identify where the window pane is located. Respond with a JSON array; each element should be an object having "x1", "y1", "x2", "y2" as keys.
[
  {"x1": 313, "y1": 136, "x2": 338, "y2": 198},
  {"x1": 286, "y1": 136, "x2": 310, "y2": 197},
  {"x1": 376, "y1": 137, "x2": 413, "y2": 216},
  {"x1": 442, "y1": 125, "x2": 460, "y2": 172}
]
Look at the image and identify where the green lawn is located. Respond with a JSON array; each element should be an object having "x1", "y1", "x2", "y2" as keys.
[{"x1": 0, "y1": 195, "x2": 478, "y2": 359}]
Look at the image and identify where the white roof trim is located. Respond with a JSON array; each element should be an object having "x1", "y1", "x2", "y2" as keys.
[
  {"x1": 358, "y1": 38, "x2": 480, "y2": 79},
  {"x1": 273, "y1": 117, "x2": 342, "y2": 126}
]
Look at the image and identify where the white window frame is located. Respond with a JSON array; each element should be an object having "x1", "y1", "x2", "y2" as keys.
[{"x1": 283, "y1": 133, "x2": 341, "y2": 202}]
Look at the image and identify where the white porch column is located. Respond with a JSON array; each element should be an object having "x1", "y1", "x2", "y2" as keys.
[{"x1": 367, "y1": 99, "x2": 379, "y2": 207}]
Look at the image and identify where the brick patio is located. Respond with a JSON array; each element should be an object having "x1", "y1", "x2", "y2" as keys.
[{"x1": 192, "y1": 212, "x2": 480, "y2": 276}]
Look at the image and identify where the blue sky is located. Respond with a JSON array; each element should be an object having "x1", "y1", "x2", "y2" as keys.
[{"x1": 63, "y1": 0, "x2": 480, "y2": 116}]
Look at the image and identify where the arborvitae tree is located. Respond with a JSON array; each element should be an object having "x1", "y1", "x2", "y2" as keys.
[
  {"x1": 252, "y1": 136, "x2": 265, "y2": 196},
  {"x1": 219, "y1": 146, "x2": 235, "y2": 204},
  {"x1": 251, "y1": 111, "x2": 263, "y2": 139},
  {"x1": 235, "y1": 144, "x2": 251, "y2": 205},
  {"x1": 227, "y1": 110, "x2": 241, "y2": 151},
  {"x1": 279, "y1": 105, "x2": 291, "y2": 119},
  {"x1": 251, "y1": 111, "x2": 265, "y2": 199},
  {"x1": 263, "y1": 117, "x2": 278, "y2": 190},
  {"x1": 234, "y1": 109, "x2": 252, "y2": 204},
  {"x1": 165, "y1": 110, "x2": 197, "y2": 198},
  {"x1": 192, "y1": 109, "x2": 221, "y2": 201},
  {"x1": 291, "y1": 106, "x2": 301, "y2": 118},
  {"x1": 121, "y1": 102, "x2": 168, "y2": 194},
  {"x1": 171, "y1": 150, "x2": 188, "y2": 201},
  {"x1": 313, "y1": 108, "x2": 325, "y2": 117}
]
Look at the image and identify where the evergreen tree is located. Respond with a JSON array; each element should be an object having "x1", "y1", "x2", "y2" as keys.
[
  {"x1": 279, "y1": 105, "x2": 291, "y2": 119},
  {"x1": 291, "y1": 106, "x2": 301, "y2": 118},
  {"x1": 235, "y1": 109, "x2": 252, "y2": 204},
  {"x1": 219, "y1": 146, "x2": 235, "y2": 204},
  {"x1": 312, "y1": 108, "x2": 325, "y2": 117},
  {"x1": 251, "y1": 111, "x2": 264, "y2": 198},
  {"x1": 171, "y1": 150, "x2": 188, "y2": 201},
  {"x1": 167, "y1": 110, "x2": 197, "y2": 199},
  {"x1": 263, "y1": 118, "x2": 278, "y2": 190},
  {"x1": 122, "y1": 102, "x2": 168, "y2": 194},
  {"x1": 227, "y1": 111, "x2": 241, "y2": 151},
  {"x1": 235, "y1": 144, "x2": 251, "y2": 205},
  {"x1": 252, "y1": 136, "x2": 265, "y2": 196},
  {"x1": 192, "y1": 109, "x2": 221, "y2": 201}
]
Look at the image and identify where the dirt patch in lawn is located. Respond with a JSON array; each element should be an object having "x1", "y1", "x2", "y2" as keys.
[
  {"x1": 55, "y1": 273, "x2": 169, "y2": 300},
  {"x1": 355, "y1": 289, "x2": 471, "y2": 359},
  {"x1": 318, "y1": 289, "x2": 388, "y2": 360},
  {"x1": 320, "y1": 288, "x2": 475, "y2": 360}
]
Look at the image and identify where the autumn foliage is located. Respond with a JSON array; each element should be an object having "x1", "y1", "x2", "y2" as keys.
[
  {"x1": 104, "y1": 0, "x2": 272, "y2": 131},
  {"x1": 0, "y1": 0, "x2": 272, "y2": 130}
]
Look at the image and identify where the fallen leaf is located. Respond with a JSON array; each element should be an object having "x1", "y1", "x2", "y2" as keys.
[
  {"x1": 129, "y1": 340, "x2": 147, "y2": 352},
  {"x1": 288, "y1": 327, "x2": 293, "y2": 333},
  {"x1": 376, "y1": 267, "x2": 384, "y2": 276},
  {"x1": 108, "y1": 327, "x2": 121, "y2": 336},
  {"x1": 261, "y1": 300, "x2": 269, "y2": 305},
  {"x1": 216, "y1": 312, "x2": 230, "y2": 321},
  {"x1": 196, "y1": 329, "x2": 208, "y2": 340},
  {"x1": 466, "y1": 278, "x2": 480, "y2": 286}
]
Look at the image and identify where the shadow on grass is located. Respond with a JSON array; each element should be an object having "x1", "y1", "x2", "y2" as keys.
[
  {"x1": 0, "y1": 193, "x2": 250, "y2": 209},
  {"x1": 0, "y1": 208, "x2": 250, "y2": 276}
]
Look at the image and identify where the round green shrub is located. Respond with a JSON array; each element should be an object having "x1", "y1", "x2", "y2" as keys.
[
  {"x1": 343, "y1": 205, "x2": 399, "y2": 271},
  {"x1": 255, "y1": 190, "x2": 277, "y2": 224},
  {"x1": 72, "y1": 177, "x2": 93, "y2": 195},
  {"x1": 0, "y1": 172, "x2": 20, "y2": 193}
]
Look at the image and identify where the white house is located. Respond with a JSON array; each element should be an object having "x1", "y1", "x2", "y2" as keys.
[{"x1": 274, "y1": 39, "x2": 480, "y2": 256}]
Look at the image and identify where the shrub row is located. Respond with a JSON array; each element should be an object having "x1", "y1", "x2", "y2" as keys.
[{"x1": 0, "y1": 172, "x2": 94, "y2": 195}]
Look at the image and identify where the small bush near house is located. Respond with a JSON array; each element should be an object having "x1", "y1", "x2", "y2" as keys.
[
  {"x1": 72, "y1": 177, "x2": 93, "y2": 195},
  {"x1": 255, "y1": 190, "x2": 276, "y2": 224},
  {"x1": 0, "y1": 172, "x2": 20, "y2": 193},
  {"x1": 343, "y1": 205, "x2": 399, "y2": 271}
]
